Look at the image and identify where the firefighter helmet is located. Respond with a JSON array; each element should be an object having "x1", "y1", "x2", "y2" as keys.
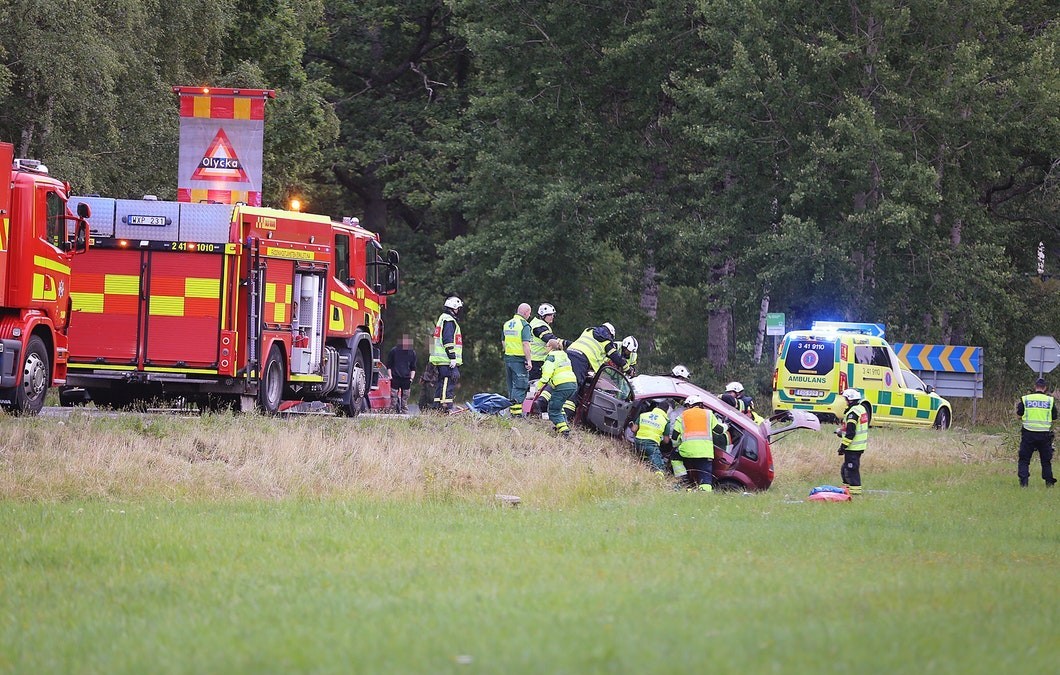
[
  {"x1": 683, "y1": 394, "x2": 707, "y2": 407},
  {"x1": 841, "y1": 388, "x2": 862, "y2": 401},
  {"x1": 725, "y1": 381, "x2": 744, "y2": 393},
  {"x1": 671, "y1": 365, "x2": 690, "y2": 378},
  {"x1": 538, "y1": 303, "x2": 556, "y2": 318},
  {"x1": 621, "y1": 336, "x2": 639, "y2": 353},
  {"x1": 601, "y1": 322, "x2": 616, "y2": 338},
  {"x1": 444, "y1": 296, "x2": 463, "y2": 312}
]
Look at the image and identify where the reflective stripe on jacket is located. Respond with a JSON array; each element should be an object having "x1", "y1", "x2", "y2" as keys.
[
  {"x1": 1022, "y1": 394, "x2": 1055, "y2": 432},
  {"x1": 503, "y1": 315, "x2": 530, "y2": 357},
  {"x1": 569, "y1": 328, "x2": 609, "y2": 371},
  {"x1": 841, "y1": 403, "x2": 869, "y2": 452},
  {"x1": 529, "y1": 317, "x2": 553, "y2": 361},
  {"x1": 539, "y1": 350, "x2": 577, "y2": 387},
  {"x1": 673, "y1": 407, "x2": 717, "y2": 459},
  {"x1": 635, "y1": 408, "x2": 669, "y2": 443},
  {"x1": 430, "y1": 312, "x2": 462, "y2": 365}
]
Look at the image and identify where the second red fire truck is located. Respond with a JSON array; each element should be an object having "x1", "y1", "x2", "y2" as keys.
[
  {"x1": 64, "y1": 196, "x2": 398, "y2": 414},
  {"x1": 0, "y1": 142, "x2": 90, "y2": 414}
]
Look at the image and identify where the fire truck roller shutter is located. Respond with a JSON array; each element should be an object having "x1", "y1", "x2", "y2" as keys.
[{"x1": 290, "y1": 271, "x2": 325, "y2": 375}]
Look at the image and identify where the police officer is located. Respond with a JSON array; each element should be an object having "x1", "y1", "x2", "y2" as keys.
[
  {"x1": 429, "y1": 296, "x2": 463, "y2": 411},
  {"x1": 502, "y1": 303, "x2": 533, "y2": 416},
  {"x1": 529, "y1": 303, "x2": 563, "y2": 380},
  {"x1": 671, "y1": 395, "x2": 724, "y2": 491},
  {"x1": 631, "y1": 399, "x2": 670, "y2": 474},
  {"x1": 1015, "y1": 377, "x2": 1058, "y2": 488},
  {"x1": 531, "y1": 346, "x2": 579, "y2": 435},
  {"x1": 836, "y1": 388, "x2": 869, "y2": 495}
]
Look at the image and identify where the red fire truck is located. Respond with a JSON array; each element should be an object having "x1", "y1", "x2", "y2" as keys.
[
  {"x1": 63, "y1": 196, "x2": 398, "y2": 414},
  {"x1": 0, "y1": 142, "x2": 90, "y2": 414}
]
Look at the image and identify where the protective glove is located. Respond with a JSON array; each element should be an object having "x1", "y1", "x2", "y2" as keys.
[
  {"x1": 837, "y1": 446, "x2": 845, "y2": 456},
  {"x1": 834, "y1": 426, "x2": 844, "y2": 437},
  {"x1": 449, "y1": 359, "x2": 458, "y2": 369}
]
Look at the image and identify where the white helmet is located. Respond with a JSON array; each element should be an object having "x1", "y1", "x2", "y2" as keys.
[
  {"x1": 444, "y1": 296, "x2": 463, "y2": 312},
  {"x1": 841, "y1": 388, "x2": 862, "y2": 401},
  {"x1": 671, "y1": 365, "x2": 690, "y2": 378},
  {"x1": 601, "y1": 322, "x2": 616, "y2": 338},
  {"x1": 621, "y1": 336, "x2": 638, "y2": 352},
  {"x1": 726, "y1": 381, "x2": 744, "y2": 393},
  {"x1": 538, "y1": 303, "x2": 556, "y2": 318},
  {"x1": 683, "y1": 394, "x2": 706, "y2": 407}
]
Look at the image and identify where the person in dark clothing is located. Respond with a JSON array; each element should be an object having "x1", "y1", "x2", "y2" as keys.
[
  {"x1": 1015, "y1": 377, "x2": 1058, "y2": 488},
  {"x1": 430, "y1": 296, "x2": 464, "y2": 411},
  {"x1": 418, "y1": 362, "x2": 439, "y2": 410},
  {"x1": 386, "y1": 334, "x2": 418, "y2": 413}
]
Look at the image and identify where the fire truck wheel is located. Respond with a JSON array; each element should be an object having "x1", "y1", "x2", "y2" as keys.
[
  {"x1": 339, "y1": 350, "x2": 368, "y2": 417},
  {"x1": 9, "y1": 336, "x2": 49, "y2": 416},
  {"x1": 258, "y1": 345, "x2": 285, "y2": 415}
]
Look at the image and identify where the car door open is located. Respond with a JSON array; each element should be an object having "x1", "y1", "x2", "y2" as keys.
[{"x1": 583, "y1": 366, "x2": 636, "y2": 435}]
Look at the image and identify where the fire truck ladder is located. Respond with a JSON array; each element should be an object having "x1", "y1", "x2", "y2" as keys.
[{"x1": 247, "y1": 239, "x2": 263, "y2": 382}]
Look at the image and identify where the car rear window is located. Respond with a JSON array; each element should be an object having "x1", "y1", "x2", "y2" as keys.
[{"x1": 784, "y1": 339, "x2": 835, "y2": 376}]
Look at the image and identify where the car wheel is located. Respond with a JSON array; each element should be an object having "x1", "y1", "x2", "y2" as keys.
[
  {"x1": 933, "y1": 407, "x2": 951, "y2": 430},
  {"x1": 714, "y1": 479, "x2": 746, "y2": 492}
]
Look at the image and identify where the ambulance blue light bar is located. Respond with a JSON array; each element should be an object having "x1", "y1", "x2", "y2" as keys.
[{"x1": 810, "y1": 321, "x2": 886, "y2": 338}]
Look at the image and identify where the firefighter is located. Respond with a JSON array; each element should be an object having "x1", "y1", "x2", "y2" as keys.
[
  {"x1": 671, "y1": 365, "x2": 691, "y2": 381},
  {"x1": 721, "y1": 381, "x2": 747, "y2": 413},
  {"x1": 502, "y1": 303, "x2": 533, "y2": 416},
  {"x1": 670, "y1": 395, "x2": 724, "y2": 491},
  {"x1": 531, "y1": 346, "x2": 579, "y2": 435},
  {"x1": 836, "y1": 388, "x2": 869, "y2": 495},
  {"x1": 566, "y1": 322, "x2": 627, "y2": 390},
  {"x1": 529, "y1": 303, "x2": 564, "y2": 380},
  {"x1": 618, "y1": 336, "x2": 639, "y2": 376},
  {"x1": 631, "y1": 399, "x2": 670, "y2": 474},
  {"x1": 1015, "y1": 377, "x2": 1058, "y2": 488},
  {"x1": 430, "y1": 296, "x2": 463, "y2": 411}
]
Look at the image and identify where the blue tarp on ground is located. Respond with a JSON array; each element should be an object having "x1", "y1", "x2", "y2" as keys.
[{"x1": 466, "y1": 393, "x2": 515, "y2": 415}]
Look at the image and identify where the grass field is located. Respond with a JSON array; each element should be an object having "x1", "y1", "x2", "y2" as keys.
[{"x1": 1, "y1": 410, "x2": 1057, "y2": 673}]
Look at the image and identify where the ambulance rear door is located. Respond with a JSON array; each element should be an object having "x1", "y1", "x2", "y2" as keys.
[{"x1": 774, "y1": 334, "x2": 840, "y2": 414}]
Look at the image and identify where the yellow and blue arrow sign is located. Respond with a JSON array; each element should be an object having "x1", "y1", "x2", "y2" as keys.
[{"x1": 893, "y1": 343, "x2": 982, "y2": 373}]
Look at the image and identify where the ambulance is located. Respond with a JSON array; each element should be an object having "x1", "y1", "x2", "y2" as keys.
[{"x1": 772, "y1": 329, "x2": 952, "y2": 429}]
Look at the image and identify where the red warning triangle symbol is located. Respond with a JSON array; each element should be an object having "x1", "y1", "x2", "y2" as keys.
[{"x1": 190, "y1": 128, "x2": 250, "y2": 183}]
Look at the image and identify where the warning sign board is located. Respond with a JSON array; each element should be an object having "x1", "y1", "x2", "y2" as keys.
[
  {"x1": 190, "y1": 129, "x2": 250, "y2": 183},
  {"x1": 174, "y1": 87, "x2": 274, "y2": 206}
]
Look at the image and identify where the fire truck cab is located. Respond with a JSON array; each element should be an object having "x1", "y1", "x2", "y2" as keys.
[
  {"x1": 64, "y1": 196, "x2": 397, "y2": 414},
  {"x1": 0, "y1": 142, "x2": 90, "y2": 414}
]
